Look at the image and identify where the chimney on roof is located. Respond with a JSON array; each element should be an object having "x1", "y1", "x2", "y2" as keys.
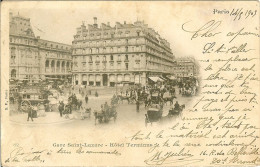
[{"x1": 93, "y1": 17, "x2": 98, "y2": 28}]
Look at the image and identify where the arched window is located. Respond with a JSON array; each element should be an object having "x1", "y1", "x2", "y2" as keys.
[{"x1": 45, "y1": 60, "x2": 49, "y2": 67}]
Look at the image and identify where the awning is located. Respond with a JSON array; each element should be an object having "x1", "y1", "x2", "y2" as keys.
[
  {"x1": 169, "y1": 76, "x2": 176, "y2": 80},
  {"x1": 148, "y1": 77, "x2": 164, "y2": 82},
  {"x1": 159, "y1": 76, "x2": 166, "y2": 81}
]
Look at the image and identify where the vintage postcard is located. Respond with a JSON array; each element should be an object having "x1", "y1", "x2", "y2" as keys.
[{"x1": 1, "y1": 1, "x2": 259, "y2": 166}]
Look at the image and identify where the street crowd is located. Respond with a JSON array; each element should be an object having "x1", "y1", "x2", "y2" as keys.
[{"x1": 11, "y1": 77, "x2": 199, "y2": 123}]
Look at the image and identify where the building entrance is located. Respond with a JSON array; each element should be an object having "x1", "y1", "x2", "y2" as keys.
[{"x1": 102, "y1": 74, "x2": 108, "y2": 86}]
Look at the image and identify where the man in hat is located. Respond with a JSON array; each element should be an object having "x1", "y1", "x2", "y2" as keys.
[
  {"x1": 58, "y1": 101, "x2": 65, "y2": 117},
  {"x1": 27, "y1": 106, "x2": 34, "y2": 121},
  {"x1": 174, "y1": 101, "x2": 180, "y2": 112}
]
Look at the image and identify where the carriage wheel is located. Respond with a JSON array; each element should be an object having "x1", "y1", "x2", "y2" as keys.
[{"x1": 20, "y1": 100, "x2": 31, "y2": 112}]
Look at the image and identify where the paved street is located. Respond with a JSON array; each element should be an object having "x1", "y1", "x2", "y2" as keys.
[{"x1": 10, "y1": 86, "x2": 194, "y2": 128}]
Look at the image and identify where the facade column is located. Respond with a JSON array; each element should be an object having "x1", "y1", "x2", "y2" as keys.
[
  {"x1": 65, "y1": 61, "x2": 67, "y2": 74},
  {"x1": 79, "y1": 74, "x2": 82, "y2": 85},
  {"x1": 72, "y1": 74, "x2": 74, "y2": 85},
  {"x1": 100, "y1": 74, "x2": 103, "y2": 86},
  {"x1": 94, "y1": 74, "x2": 96, "y2": 86},
  {"x1": 107, "y1": 74, "x2": 110, "y2": 87},
  {"x1": 54, "y1": 60, "x2": 56, "y2": 74}
]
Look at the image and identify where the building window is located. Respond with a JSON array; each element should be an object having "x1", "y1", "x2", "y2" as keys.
[
  {"x1": 110, "y1": 55, "x2": 113, "y2": 61},
  {"x1": 125, "y1": 63, "x2": 128, "y2": 70},
  {"x1": 125, "y1": 46, "x2": 128, "y2": 52},
  {"x1": 82, "y1": 62, "x2": 86, "y2": 69},
  {"x1": 125, "y1": 55, "x2": 128, "y2": 61},
  {"x1": 89, "y1": 56, "x2": 92, "y2": 62},
  {"x1": 11, "y1": 69, "x2": 16, "y2": 78}
]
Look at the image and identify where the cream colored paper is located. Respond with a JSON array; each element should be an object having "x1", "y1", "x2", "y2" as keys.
[{"x1": 1, "y1": 1, "x2": 260, "y2": 166}]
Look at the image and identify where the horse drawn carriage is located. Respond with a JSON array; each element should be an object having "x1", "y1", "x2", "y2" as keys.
[
  {"x1": 150, "y1": 91, "x2": 162, "y2": 104},
  {"x1": 19, "y1": 88, "x2": 48, "y2": 117},
  {"x1": 163, "y1": 91, "x2": 176, "y2": 105},
  {"x1": 168, "y1": 104, "x2": 185, "y2": 117},
  {"x1": 145, "y1": 104, "x2": 163, "y2": 127},
  {"x1": 94, "y1": 105, "x2": 117, "y2": 125}
]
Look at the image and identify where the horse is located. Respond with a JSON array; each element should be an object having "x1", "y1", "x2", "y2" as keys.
[
  {"x1": 117, "y1": 95, "x2": 130, "y2": 104},
  {"x1": 163, "y1": 96, "x2": 177, "y2": 105},
  {"x1": 144, "y1": 94, "x2": 152, "y2": 108},
  {"x1": 94, "y1": 107, "x2": 117, "y2": 125},
  {"x1": 94, "y1": 111, "x2": 103, "y2": 125}
]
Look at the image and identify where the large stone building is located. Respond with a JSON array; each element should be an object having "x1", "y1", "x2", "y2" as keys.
[
  {"x1": 172, "y1": 57, "x2": 199, "y2": 78},
  {"x1": 9, "y1": 12, "x2": 72, "y2": 82},
  {"x1": 71, "y1": 18, "x2": 175, "y2": 86},
  {"x1": 9, "y1": 12, "x2": 40, "y2": 81},
  {"x1": 38, "y1": 38, "x2": 72, "y2": 81}
]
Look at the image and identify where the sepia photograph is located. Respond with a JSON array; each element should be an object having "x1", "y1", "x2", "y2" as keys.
[
  {"x1": 1, "y1": 1, "x2": 259, "y2": 166},
  {"x1": 9, "y1": 8, "x2": 200, "y2": 126}
]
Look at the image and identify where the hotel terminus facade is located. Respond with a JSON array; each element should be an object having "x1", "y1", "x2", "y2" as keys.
[{"x1": 71, "y1": 18, "x2": 175, "y2": 86}]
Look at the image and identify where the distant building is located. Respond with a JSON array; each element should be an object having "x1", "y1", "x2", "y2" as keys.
[
  {"x1": 38, "y1": 38, "x2": 72, "y2": 81},
  {"x1": 9, "y1": 12, "x2": 72, "y2": 82},
  {"x1": 71, "y1": 18, "x2": 175, "y2": 86},
  {"x1": 173, "y1": 57, "x2": 199, "y2": 78}
]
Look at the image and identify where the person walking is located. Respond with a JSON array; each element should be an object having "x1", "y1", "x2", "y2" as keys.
[
  {"x1": 85, "y1": 94, "x2": 89, "y2": 104},
  {"x1": 136, "y1": 96, "x2": 140, "y2": 113},
  {"x1": 27, "y1": 106, "x2": 34, "y2": 122},
  {"x1": 58, "y1": 101, "x2": 65, "y2": 117}
]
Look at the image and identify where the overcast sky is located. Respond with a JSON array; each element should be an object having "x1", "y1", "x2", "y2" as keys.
[{"x1": 9, "y1": 1, "x2": 248, "y2": 59}]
